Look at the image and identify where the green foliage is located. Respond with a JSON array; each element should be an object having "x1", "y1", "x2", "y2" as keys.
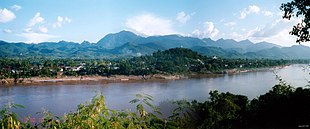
[
  {"x1": 281, "y1": 0, "x2": 309, "y2": 43},
  {"x1": 2, "y1": 48, "x2": 304, "y2": 81},
  {"x1": 248, "y1": 77, "x2": 310, "y2": 128},
  {"x1": 0, "y1": 103, "x2": 30, "y2": 129},
  {"x1": 125, "y1": 48, "x2": 304, "y2": 75},
  {"x1": 0, "y1": 94, "x2": 177, "y2": 129},
  {"x1": 170, "y1": 91, "x2": 248, "y2": 129}
]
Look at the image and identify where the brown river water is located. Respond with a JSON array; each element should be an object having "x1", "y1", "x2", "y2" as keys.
[{"x1": 1, "y1": 64, "x2": 309, "y2": 120}]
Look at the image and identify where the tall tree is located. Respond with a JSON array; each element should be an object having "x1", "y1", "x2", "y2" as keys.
[{"x1": 280, "y1": 0, "x2": 309, "y2": 43}]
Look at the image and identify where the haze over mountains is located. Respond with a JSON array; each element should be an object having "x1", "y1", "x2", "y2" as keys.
[{"x1": 1, "y1": 30, "x2": 310, "y2": 59}]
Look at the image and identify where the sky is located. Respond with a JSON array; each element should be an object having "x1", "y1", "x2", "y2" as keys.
[{"x1": 0, "y1": 0, "x2": 302, "y2": 46}]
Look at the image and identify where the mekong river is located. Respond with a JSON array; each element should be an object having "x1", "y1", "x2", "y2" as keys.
[{"x1": 1, "y1": 64, "x2": 309, "y2": 119}]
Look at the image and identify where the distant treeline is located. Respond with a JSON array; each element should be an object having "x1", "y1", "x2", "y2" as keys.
[{"x1": 1, "y1": 48, "x2": 309, "y2": 80}]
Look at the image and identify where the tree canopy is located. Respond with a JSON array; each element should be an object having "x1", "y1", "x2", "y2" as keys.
[{"x1": 281, "y1": 0, "x2": 310, "y2": 43}]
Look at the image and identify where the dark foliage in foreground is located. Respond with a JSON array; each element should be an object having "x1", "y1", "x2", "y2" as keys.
[
  {"x1": 1, "y1": 80, "x2": 310, "y2": 128},
  {"x1": 281, "y1": 0, "x2": 309, "y2": 43},
  {"x1": 172, "y1": 79, "x2": 310, "y2": 129}
]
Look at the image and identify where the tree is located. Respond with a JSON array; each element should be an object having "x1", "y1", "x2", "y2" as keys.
[{"x1": 280, "y1": 0, "x2": 309, "y2": 43}]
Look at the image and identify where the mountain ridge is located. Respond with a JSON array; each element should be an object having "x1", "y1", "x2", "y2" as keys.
[{"x1": 0, "y1": 30, "x2": 309, "y2": 59}]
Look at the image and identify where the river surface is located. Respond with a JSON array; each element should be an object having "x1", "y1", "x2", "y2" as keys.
[{"x1": 1, "y1": 64, "x2": 310, "y2": 119}]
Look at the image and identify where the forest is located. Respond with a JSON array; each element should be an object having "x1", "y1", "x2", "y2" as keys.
[
  {"x1": 1, "y1": 0, "x2": 309, "y2": 128},
  {"x1": 1, "y1": 48, "x2": 310, "y2": 128},
  {"x1": 1, "y1": 48, "x2": 308, "y2": 82}
]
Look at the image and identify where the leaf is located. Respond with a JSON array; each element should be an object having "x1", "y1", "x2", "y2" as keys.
[
  {"x1": 143, "y1": 93, "x2": 153, "y2": 101},
  {"x1": 12, "y1": 112, "x2": 18, "y2": 118},
  {"x1": 137, "y1": 104, "x2": 144, "y2": 111},
  {"x1": 13, "y1": 104, "x2": 25, "y2": 109},
  {"x1": 135, "y1": 94, "x2": 143, "y2": 99},
  {"x1": 143, "y1": 99, "x2": 154, "y2": 109},
  {"x1": 127, "y1": 122, "x2": 136, "y2": 129},
  {"x1": 129, "y1": 99, "x2": 140, "y2": 104},
  {"x1": 154, "y1": 110, "x2": 162, "y2": 115}
]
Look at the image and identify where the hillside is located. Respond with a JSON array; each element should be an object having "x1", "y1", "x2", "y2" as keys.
[
  {"x1": 1, "y1": 48, "x2": 299, "y2": 80},
  {"x1": 1, "y1": 30, "x2": 310, "y2": 59}
]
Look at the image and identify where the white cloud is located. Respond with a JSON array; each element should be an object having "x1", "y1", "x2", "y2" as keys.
[
  {"x1": 65, "y1": 17, "x2": 71, "y2": 23},
  {"x1": 18, "y1": 32, "x2": 58, "y2": 43},
  {"x1": 125, "y1": 14, "x2": 176, "y2": 36},
  {"x1": 58, "y1": 16, "x2": 63, "y2": 22},
  {"x1": 192, "y1": 21, "x2": 219, "y2": 39},
  {"x1": 248, "y1": 5, "x2": 260, "y2": 13},
  {"x1": 19, "y1": 13, "x2": 64, "y2": 43},
  {"x1": 262, "y1": 11, "x2": 273, "y2": 17},
  {"x1": 24, "y1": 28, "x2": 32, "y2": 33},
  {"x1": 224, "y1": 22, "x2": 236, "y2": 27},
  {"x1": 0, "y1": 8, "x2": 16, "y2": 23},
  {"x1": 38, "y1": 26, "x2": 48, "y2": 33},
  {"x1": 53, "y1": 16, "x2": 71, "y2": 28},
  {"x1": 10, "y1": 5, "x2": 22, "y2": 11},
  {"x1": 239, "y1": 5, "x2": 260, "y2": 19},
  {"x1": 228, "y1": 27, "x2": 260, "y2": 41},
  {"x1": 28, "y1": 12, "x2": 44, "y2": 27},
  {"x1": 176, "y1": 11, "x2": 192, "y2": 24},
  {"x1": 224, "y1": 18, "x2": 301, "y2": 46},
  {"x1": 251, "y1": 18, "x2": 300, "y2": 38},
  {"x1": 250, "y1": 28, "x2": 296, "y2": 47},
  {"x1": 249, "y1": 18, "x2": 301, "y2": 46},
  {"x1": 24, "y1": 12, "x2": 47, "y2": 34},
  {"x1": 3, "y1": 29, "x2": 12, "y2": 33}
]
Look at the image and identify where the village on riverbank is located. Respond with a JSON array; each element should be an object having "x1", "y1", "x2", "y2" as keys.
[{"x1": 1, "y1": 48, "x2": 295, "y2": 86}]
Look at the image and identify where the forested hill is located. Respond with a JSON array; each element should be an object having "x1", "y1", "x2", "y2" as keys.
[
  {"x1": 122, "y1": 48, "x2": 305, "y2": 75},
  {"x1": 2, "y1": 30, "x2": 310, "y2": 59},
  {"x1": 1, "y1": 48, "x2": 307, "y2": 79},
  {"x1": 2, "y1": 48, "x2": 310, "y2": 129}
]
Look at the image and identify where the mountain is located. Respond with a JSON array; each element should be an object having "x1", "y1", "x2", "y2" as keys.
[
  {"x1": 246, "y1": 47, "x2": 288, "y2": 59},
  {"x1": 109, "y1": 42, "x2": 164, "y2": 56},
  {"x1": 205, "y1": 38, "x2": 241, "y2": 49},
  {"x1": 0, "y1": 41, "x2": 31, "y2": 57},
  {"x1": 282, "y1": 45, "x2": 310, "y2": 59},
  {"x1": 135, "y1": 35, "x2": 207, "y2": 49},
  {"x1": 246, "y1": 41, "x2": 281, "y2": 52},
  {"x1": 97, "y1": 30, "x2": 141, "y2": 49},
  {"x1": 191, "y1": 46, "x2": 245, "y2": 58},
  {"x1": 97, "y1": 30, "x2": 280, "y2": 53},
  {"x1": 97, "y1": 32, "x2": 208, "y2": 49},
  {"x1": 1, "y1": 30, "x2": 310, "y2": 59},
  {"x1": 242, "y1": 45, "x2": 310, "y2": 59},
  {"x1": 203, "y1": 39, "x2": 280, "y2": 53},
  {"x1": 0, "y1": 40, "x2": 103, "y2": 58}
]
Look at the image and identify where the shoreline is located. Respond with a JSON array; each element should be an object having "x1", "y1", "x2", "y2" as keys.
[
  {"x1": 0, "y1": 74, "x2": 186, "y2": 86},
  {"x1": 0, "y1": 65, "x2": 289, "y2": 86}
]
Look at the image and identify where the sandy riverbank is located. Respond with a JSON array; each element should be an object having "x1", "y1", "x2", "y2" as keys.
[
  {"x1": 0, "y1": 65, "x2": 289, "y2": 86},
  {"x1": 0, "y1": 74, "x2": 186, "y2": 86}
]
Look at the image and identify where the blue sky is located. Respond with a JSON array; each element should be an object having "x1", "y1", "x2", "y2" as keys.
[{"x1": 0, "y1": 0, "x2": 301, "y2": 46}]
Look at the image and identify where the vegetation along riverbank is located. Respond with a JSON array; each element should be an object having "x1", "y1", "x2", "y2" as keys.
[{"x1": 1, "y1": 48, "x2": 308, "y2": 85}]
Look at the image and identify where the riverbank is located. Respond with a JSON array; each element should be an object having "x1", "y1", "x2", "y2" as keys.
[
  {"x1": 0, "y1": 65, "x2": 289, "y2": 86},
  {"x1": 0, "y1": 74, "x2": 186, "y2": 86}
]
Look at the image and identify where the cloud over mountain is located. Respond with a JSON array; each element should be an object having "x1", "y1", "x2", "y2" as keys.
[
  {"x1": 0, "y1": 8, "x2": 16, "y2": 23},
  {"x1": 240, "y1": 5, "x2": 260, "y2": 19},
  {"x1": 125, "y1": 14, "x2": 177, "y2": 36},
  {"x1": 176, "y1": 11, "x2": 192, "y2": 24},
  {"x1": 192, "y1": 21, "x2": 219, "y2": 39}
]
